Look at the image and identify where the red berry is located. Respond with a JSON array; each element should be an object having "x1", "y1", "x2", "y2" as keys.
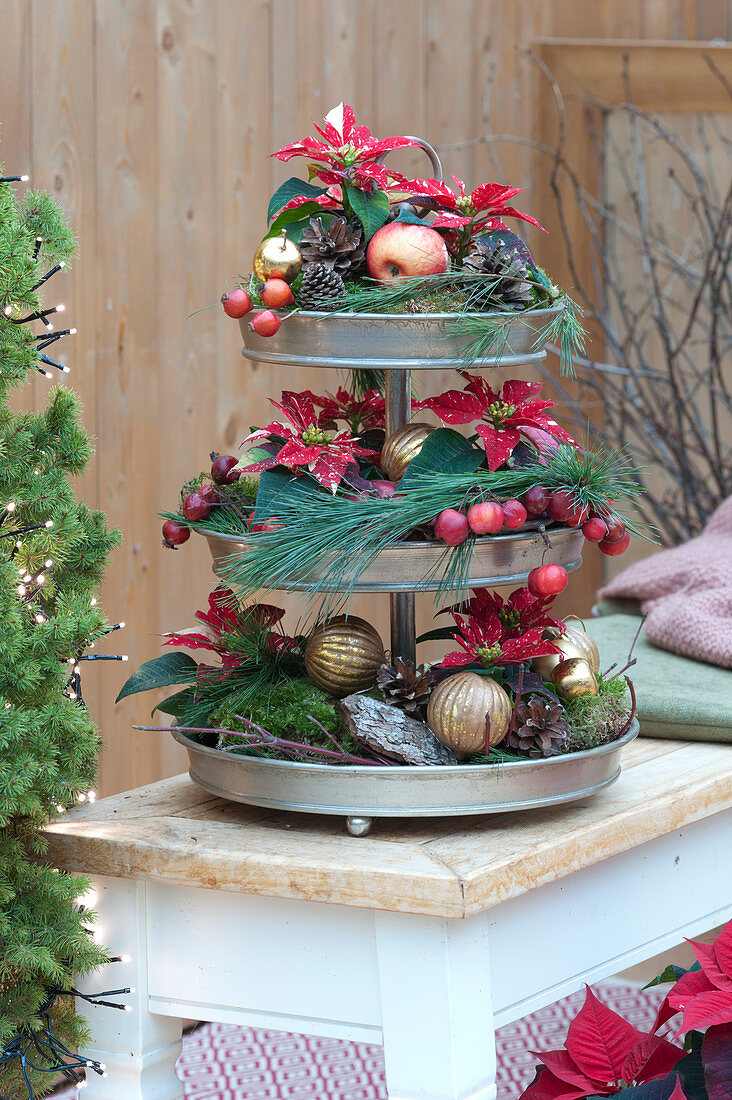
[
  {"x1": 221, "y1": 288, "x2": 252, "y2": 318},
  {"x1": 199, "y1": 484, "x2": 220, "y2": 505},
  {"x1": 250, "y1": 517, "x2": 283, "y2": 532},
  {"x1": 261, "y1": 278, "x2": 295, "y2": 309},
  {"x1": 527, "y1": 567, "x2": 543, "y2": 597},
  {"x1": 582, "y1": 516, "x2": 608, "y2": 542},
  {"x1": 546, "y1": 490, "x2": 574, "y2": 522},
  {"x1": 211, "y1": 454, "x2": 241, "y2": 484},
  {"x1": 599, "y1": 531, "x2": 630, "y2": 556},
  {"x1": 564, "y1": 501, "x2": 590, "y2": 527},
  {"x1": 524, "y1": 485, "x2": 549, "y2": 515},
  {"x1": 182, "y1": 492, "x2": 211, "y2": 521},
  {"x1": 502, "y1": 499, "x2": 528, "y2": 530},
  {"x1": 467, "y1": 501, "x2": 504, "y2": 535},
  {"x1": 249, "y1": 309, "x2": 281, "y2": 337},
  {"x1": 434, "y1": 509, "x2": 469, "y2": 545},
  {"x1": 603, "y1": 516, "x2": 627, "y2": 544},
  {"x1": 162, "y1": 520, "x2": 190, "y2": 548},
  {"x1": 530, "y1": 563, "x2": 569, "y2": 596}
]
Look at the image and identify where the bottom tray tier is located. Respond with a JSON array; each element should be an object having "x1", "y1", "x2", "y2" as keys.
[
  {"x1": 173, "y1": 720, "x2": 639, "y2": 834},
  {"x1": 199, "y1": 525, "x2": 584, "y2": 592}
]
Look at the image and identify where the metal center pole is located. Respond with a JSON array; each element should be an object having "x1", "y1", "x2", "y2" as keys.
[{"x1": 384, "y1": 370, "x2": 416, "y2": 664}]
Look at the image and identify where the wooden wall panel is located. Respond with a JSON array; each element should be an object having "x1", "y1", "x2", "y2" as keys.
[{"x1": 0, "y1": 0, "x2": 727, "y2": 795}]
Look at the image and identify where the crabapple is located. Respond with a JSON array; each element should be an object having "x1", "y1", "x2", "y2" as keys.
[
  {"x1": 467, "y1": 501, "x2": 504, "y2": 535},
  {"x1": 502, "y1": 499, "x2": 528, "y2": 530},
  {"x1": 434, "y1": 509, "x2": 470, "y2": 545}
]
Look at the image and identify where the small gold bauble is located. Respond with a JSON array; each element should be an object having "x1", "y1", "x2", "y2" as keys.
[
  {"x1": 304, "y1": 615, "x2": 385, "y2": 697},
  {"x1": 533, "y1": 624, "x2": 601, "y2": 680},
  {"x1": 380, "y1": 422, "x2": 433, "y2": 482},
  {"x1": 426, "y1": 671, "x2": 512, "y2": 758},
  {"x1": 252, "y1": 229, "x2": 303, "y2": 284},
  {"x1": 551, "y1": 657, "x2": 599, "y2": 700}
]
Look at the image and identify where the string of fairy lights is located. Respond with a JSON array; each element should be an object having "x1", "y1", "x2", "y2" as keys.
[{"x1": 1, "y1": 174, "x2": 133, "y2": 1096}]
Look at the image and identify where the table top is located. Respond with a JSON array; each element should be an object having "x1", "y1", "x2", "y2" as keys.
[{"x1": 43, "y1": 738, "x2": 732, "y2": 918}]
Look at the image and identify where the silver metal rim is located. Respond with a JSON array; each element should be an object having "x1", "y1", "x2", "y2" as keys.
[
  {"x1": 199, "y1": 526, "x2": 585, "y2": 593},
  {"x1": 173, "y1": 719, "x2": 640, "y2": 818}
]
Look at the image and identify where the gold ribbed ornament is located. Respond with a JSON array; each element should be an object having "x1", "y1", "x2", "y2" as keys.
[
  {"x1": 426, "y1": 671, "x2": 512, "y2": 758},
  {"x1": 380, "y1": 422, "x2": 433, "y2": 482},
  {"x1": 533, "y1": 622, "x2": 601, "y2": 680},
  {"x1": 252, "y1": 229, "x2": 303, "y2": 283},
  {"x1": 551, "y1": 657, "x2": 599, "y2": 700},
  {"x1": 304, "y1": 615, "x2": 385, "y2": 697}
]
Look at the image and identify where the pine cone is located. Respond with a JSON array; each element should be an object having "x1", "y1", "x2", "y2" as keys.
[
  {"x1": 462, "y1": 239, "x2": 533, "y2": 311},
  {"x1": 377, "y1": 658, "x2": 435, "y2": 714},
  {"x1": 505, "y1": 694, "x2": 569, "y2": 758},
  {"x1": 300, "y1": 216, "x2": 365, "y2": 276},
  {"x1": 298, "y1": 263, "x2": 347, "y2": 312}
]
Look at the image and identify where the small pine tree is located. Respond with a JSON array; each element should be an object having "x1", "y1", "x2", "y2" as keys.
[{"x1": 0, "y1": 171, "x2": 120, "y2": 1097}]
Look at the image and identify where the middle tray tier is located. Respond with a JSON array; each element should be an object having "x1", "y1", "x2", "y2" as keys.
[{"x1": 199, "y1": 525, "x2": 584, "y2": 593}]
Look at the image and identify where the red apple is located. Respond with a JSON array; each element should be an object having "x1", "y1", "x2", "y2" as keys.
[
  {"x1": 524, "y1": 485, "x2": 549, "y2": 515},
  {"x1": 599, "y1": 531, "x2": 630, "y2": 556},
  {"x1": 529, "y1": 563, "x2": 568, "y2": 596},
  {"x1": 434, "y1": 509, "x2": 469, "y2": 545},
  {"x1": 366, "y1": 222, "x2": 449, "y2": 283},
  {"x1": 582, "y1": 516, "x2": 608, "y2": 542},
  {"x1": 467, "y1": 501, "x2": 504, "y2": 535},
  {"x1": 502, "y1": 499, "x2": 527, "y2": 530}
]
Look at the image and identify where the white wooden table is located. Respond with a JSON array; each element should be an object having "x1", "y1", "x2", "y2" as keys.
[{"x1": 44, "y1": 737, "x2": 732, "y2": 1100}]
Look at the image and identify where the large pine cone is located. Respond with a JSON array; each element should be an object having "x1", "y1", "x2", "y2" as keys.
[
  {"x1": 462, "y1": 239, "x2": 533, "y2": 310},
  {"x1": 300, "y1": 216, "x2": 365, "y2": 276},
  {"x1": 377, "y1": 658, "x2": 435, "y2": 715},
  {"x1": 298, "y1": 263, "x2": 346, "y2": 312},
  {"x1": 505, "y1": 693, "x2": 569, "y2": 758}
]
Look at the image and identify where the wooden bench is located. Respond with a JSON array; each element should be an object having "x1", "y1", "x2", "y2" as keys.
[{"x1": 44, "y1": 737, "x2": 732, "y2": 1100}]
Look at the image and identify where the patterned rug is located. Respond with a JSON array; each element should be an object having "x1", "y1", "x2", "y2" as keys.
[{"x1": 59, "y1": 981, "x2": 665, "y2": 1099}]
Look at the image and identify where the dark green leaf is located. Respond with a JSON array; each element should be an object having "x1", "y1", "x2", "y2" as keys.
[
  {"x1": 416, "y1": 626, "x2": 456, "y2": 644},
  {"x1": 605, "y1": 1071, "x2": 684, "y2": 1100},
  {"x1": 152, "y1": 686, "x2": 196, "y2": 719},
  {"x1": 398, "y1": 428, "x2": 484, "y2": 489},
  {"x1": 346, "y1": 185, "x2": 390, "y2": 241},
  {"x1": 267, "y1": 202, "x2": 328, "y2": 240},
  {"x1": 392, "y1": 208, "x2": 428, "y2": 225},
  {"x1": 644, "y1": 961, "x2": 701, "y2": 989},
  {"x1": 675, "y1": 1035, "x2": 708, "y2": 1100},
  {"x1": 252, "y1": 468, "x2": 319, "y2": 524},
  {"x1": 115, "y1": 653, "x2": 198, "y2": 703},
  {"x1": 267, "y1": 177, "x2": 327, "y2": 223}
]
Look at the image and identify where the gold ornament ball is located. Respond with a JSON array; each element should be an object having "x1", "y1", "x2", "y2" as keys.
[
  {"x1": 304, "y1": 615, "x2": 385, "y2": 697},
  {"x1": 380, "y1": 422, "x2": 433, "y2": 482},
  {"x1": 551, "y1": 657, "x2": 599, "y2": 700},
  {"x1": 427, "y1": 671, "x2": 512, "y2": 758},
  {"x1": 533, "y1": 623, "x2": 601, "y2": 680},
  {"x1": 252, "y1": 230, "x2": 303, "y2": 284}
]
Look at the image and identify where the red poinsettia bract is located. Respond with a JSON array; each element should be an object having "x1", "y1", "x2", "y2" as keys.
[
  {"x1": 160, "y1": 586, "x2": 297, "y2": 670},
  {"x1": 521, "y1": 987, "x2": 685, "y2": 1100},
  {"x1": 239, "y1": 390, "x2": 380, "y2": 492},
  {"x1": 438, "y1": 586, "x2": 564, "y2": 670},
  {"x1": 404, "y1": 174, "x2": 546, "y2": 235},
  {"x1": 271, "y1": 101, "x2": 418, "y2": 193},
  {"x1": 416, "y1": 373, "x2": 576, "y2": 471},
  {"x1": 655, "y1": 921, "x2": 732, "y2": 1036},
  {"x1": 308, "y1": 386, "x2": 386, "y2": 434}
]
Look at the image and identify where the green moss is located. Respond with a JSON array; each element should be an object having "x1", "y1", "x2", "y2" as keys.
[
  {"x1": 214, "y1": 676, "x2": 343, "y2": 756},
  {"x1": 561, "y1": 675, "x2": 631, "y2": 753},
  {"x1": 180, "y1": 470, "x2": 258, "y2": 507}
]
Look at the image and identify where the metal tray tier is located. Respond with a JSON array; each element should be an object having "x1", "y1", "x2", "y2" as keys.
[
  {"x1": 240, "y1": 305, "x2": 562, "y2": 372},
  {"x1": 198, "y1": 525, "x2": 584, "y2": 594},
  {"x1": 173, "y1": 720, "x2": 639, "y2": 834}
]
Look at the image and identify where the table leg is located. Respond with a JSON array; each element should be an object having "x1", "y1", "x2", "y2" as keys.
[
  {"x1": 75, "y1": 875, "x2": 183, "y2": 1100},
  {"x1": 375, "y1": 910, "x2": 496, "y2": 1100}
]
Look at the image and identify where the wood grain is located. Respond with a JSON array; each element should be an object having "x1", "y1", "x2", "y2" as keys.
[
  {"x1": 43, "y1": 738, "x2": 732, "y2": 918},
  {"x1": 2, "y1": 6, "x2": 729, "y2": 796}
]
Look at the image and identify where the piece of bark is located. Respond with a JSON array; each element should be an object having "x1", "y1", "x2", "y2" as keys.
[{"x1": 338, "y1": 694, "x2": 458, "y2": 766}]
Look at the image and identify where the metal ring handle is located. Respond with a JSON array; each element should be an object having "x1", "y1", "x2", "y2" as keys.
[{"x1": 376, "y1": 136, "x2": 443, "y2": 181}]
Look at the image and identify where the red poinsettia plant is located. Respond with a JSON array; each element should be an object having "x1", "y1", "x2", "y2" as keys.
[
  {"x1": 521, "y1": 918, "x2": 732, "y2": 1100},
  {"x1": 238, "y1": 389, "x2": 380, "y2": 493},
  {"x1": 435, "y1": 585, "x2": 565, "y2": 670},
  {"x1": 416, "y1": 374, "x2": 577, "y2": 471},
  {"x1": 307, "y1": 385, "x2": 386, "y2": 435}
]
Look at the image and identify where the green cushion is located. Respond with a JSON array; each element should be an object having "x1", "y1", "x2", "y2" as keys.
[{"x1": 585, "y1": 614, "x2": 732, "y2": 743}]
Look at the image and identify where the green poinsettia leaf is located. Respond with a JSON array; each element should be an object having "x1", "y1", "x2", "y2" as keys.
[
  {"x1": 346, "y1": 184, "x2": 390, "y2": 241},
  {"x1": 398, "y1": 428, "x2": 484, "y2": 489},
  {"x1": 115, "y1": 652, "x2": 198, "y2": 703},
  {"x1": 152, "y1": 686, "x2": 197, "y2": 719},
  {"x1": 252, "y1": 468, "x2": 319, "y2": 525},
  {"x1": 392, "y1": 208, "x2": 429, "y2": 226},
  {"x1": 267, "y1": 202, "x2": 330, "y2": 241},
  {"x1": 643, "y1": 961, "x2": 701, "y2": 989},
  {"x1": 267, "y1": 177, "x2": 327, "y2": 223}
]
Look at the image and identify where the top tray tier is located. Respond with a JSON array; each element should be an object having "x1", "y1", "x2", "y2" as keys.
[{"x1": 240, "y1": 304, "x2": 562, "y2": 372}]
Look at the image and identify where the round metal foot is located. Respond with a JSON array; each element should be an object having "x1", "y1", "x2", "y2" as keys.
[{"x1": 346, "y1": 815, "x2": 373, "y2": 837}]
